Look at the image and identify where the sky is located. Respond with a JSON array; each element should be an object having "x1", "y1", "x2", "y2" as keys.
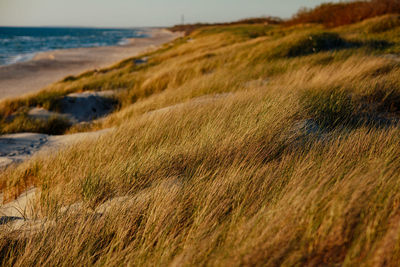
[{"x1": 0, "y1": 0, "x2": 339, "y2": 28}]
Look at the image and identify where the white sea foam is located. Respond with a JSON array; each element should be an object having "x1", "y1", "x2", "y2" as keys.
[
  {"x1": 8, "y1": 53, "x2": 36, "y2": 65},
  {"x1": 18, "y1": 36, "x2": 35, "y2": 41},
  {"x1": 118, "y1": 39, "x2": 131, "y2": 45}
]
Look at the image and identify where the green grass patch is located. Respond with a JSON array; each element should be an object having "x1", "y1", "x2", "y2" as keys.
[
  {"x1": 274, "y1": 32, "x2": 350, "y2": 58},
  {"x1": 299, "y1": 87, "x2": 355, "y2": 128}
]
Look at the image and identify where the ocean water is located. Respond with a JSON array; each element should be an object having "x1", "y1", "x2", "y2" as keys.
[{"x1": 0, "y1": 27, "x2": 148, "y2": 66}]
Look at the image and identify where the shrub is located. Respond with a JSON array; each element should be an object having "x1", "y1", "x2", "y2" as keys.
[
  {"x1": 357, "y1": 82, "x2": 400, "y2": 113},
  {"x1": 300, "y1": 88, "x2": 355, "y2": 128},
  {"x1": 274, "y1": 32, "x2": 349, "y2": 58},
  {"x1": 62, "y1": 75, "x2": 78, "y2": 82},
  {"x1": 43, "y1": 116, "x2": 73, "y2": 135},
  {"x1": 0, "y1": 91, "x2": 65, "y2": 117},
  {"x1": 0, "y1": 115, "x2": 71, "y2": 135}
]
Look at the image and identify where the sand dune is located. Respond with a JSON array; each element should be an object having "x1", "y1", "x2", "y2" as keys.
[{"x1": 0, "y1": 94, "x2": 227, "y2": 169}]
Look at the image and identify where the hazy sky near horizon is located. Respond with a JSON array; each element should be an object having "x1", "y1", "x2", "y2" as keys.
[{"x1": 0, "y1": 0, "x2": 339, "y2": 27}]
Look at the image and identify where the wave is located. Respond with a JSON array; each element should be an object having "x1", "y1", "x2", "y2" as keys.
[
  {"x1": 118, "y1": 38, "x2": 131, "y2": 45},
  {"x1": 0, "y1": 27, "x2": 149, "y2": 66},
  {"x1": 8, "y1": 53, "x2": 36, "y2": 65},
  {"x1": 17, "y1": 36, "x2": 36, "y2": 41}
]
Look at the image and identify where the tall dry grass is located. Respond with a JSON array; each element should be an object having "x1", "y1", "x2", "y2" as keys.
[{"x1": 1, "y1": 16, "x2": 400, "y2": 266}]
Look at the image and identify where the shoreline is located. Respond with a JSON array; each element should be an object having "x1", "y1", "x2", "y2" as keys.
[{"x1": 0, "y1": 28, "x2": 182, "y2": 101}]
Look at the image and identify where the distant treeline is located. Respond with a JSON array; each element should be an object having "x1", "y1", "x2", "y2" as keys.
[
  {"x1": 286, "y1": 0, "x2": 400, "y2": 27},
  {"x1": 170, "y1": 0, "x2": 400, "y2": 34}
]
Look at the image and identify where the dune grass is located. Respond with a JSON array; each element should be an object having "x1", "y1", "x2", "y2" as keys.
[
  {"x1": 2, "y1": 15, "x2": 400, "y2": 266},
  {"x1": 1, "y1": 114, "x2": 71, "y2": 135}
]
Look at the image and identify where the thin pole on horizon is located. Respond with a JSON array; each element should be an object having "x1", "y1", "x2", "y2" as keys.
[{"x1": 181, "y1": 14, "x2": 185, "y2": 25}]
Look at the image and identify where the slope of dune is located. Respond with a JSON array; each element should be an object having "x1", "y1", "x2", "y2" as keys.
[{"x1": 1, "y1": 14, "x2": 400, "y2": 266}]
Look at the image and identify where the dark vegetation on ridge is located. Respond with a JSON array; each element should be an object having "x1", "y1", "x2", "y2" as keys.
[
  {"x1": 171, "y1": 0, "x2": 400, "y2": 35},
  {"x1": 286, "y1": 0, "x2": 400, "y2": 27}
]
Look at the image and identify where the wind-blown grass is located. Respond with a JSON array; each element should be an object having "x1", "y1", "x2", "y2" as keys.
[{"x1": 2, "y1": 14, "x2": 400, "y2": 266}]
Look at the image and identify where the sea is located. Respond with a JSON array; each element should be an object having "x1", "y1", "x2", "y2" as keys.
[{"x1": 0, "y1": 27, "x2": 148, "y2": 66}]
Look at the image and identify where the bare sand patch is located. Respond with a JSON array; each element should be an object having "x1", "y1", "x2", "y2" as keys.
[
  {"x1": 60, "y1": 91, "x2": 116, "y2": 123},
  {"x1": 0, "y1": 129, "x2": 111, "y2": 169}
]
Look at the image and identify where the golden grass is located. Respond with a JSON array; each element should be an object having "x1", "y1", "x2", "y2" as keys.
[{"x1": 1, "y1": 17, "x2": 400, "y2": 265}]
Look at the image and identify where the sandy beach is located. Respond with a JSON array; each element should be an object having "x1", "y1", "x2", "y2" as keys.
[{"x1": 0, "y1": 28, "x2": 182, "y2": 101}]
